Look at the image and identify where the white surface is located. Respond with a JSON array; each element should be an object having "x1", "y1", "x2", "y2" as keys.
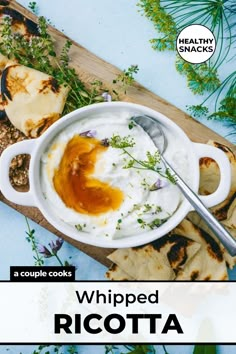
[{"x1": 0, "y1": 282, "x2": 236, "y2": 343}]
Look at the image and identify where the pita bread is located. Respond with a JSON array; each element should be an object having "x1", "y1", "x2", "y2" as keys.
[
  {"x1": 174, "y1": 220, "x2": 228, "y2": 280},
  {"x1": 0, "y1": 53, "x2": 17, "y2": 73},
  {"x1": 222, "y1": 196, "x2": 236, "y2": 231},
  {"x1": 106, "y1": 263, "x2": 133, "y2": 280},
  {"x1": 107, "y1": 244, "x2": 175, "y2": 280},
  {"x1": 152, "y1": 233, "x2": 201, "y2": 273},
  {"x1": 0, "y1": 93, "x2": 6, "y2": 119},
  {"x1": 106, "y1": 233, "x2": 201, "y2": 280},
  {"x1": 1, "y1": 64, "x2": 69, "y2": 137},
  {"x1": 188, "y1": 210, "x2": 236, "y2": 269},
  {"x1": 0, "y1": 6, "x2": 39, "y2": 37}
]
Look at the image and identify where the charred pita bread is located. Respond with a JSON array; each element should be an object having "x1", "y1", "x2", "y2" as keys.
[
  {"x1": 0, "y1": 93, "x2": 6, "y2": 119},
  {"x1": 174, "y1": 220, "x2": 228, "y2": 280},
  {"x1": 107, "y1": 244, "x2": 175, "y2": 280},
  {"x1": 222, "y1": 196, "x2": 236, "y2": 231},
  {"x1": 151, "y1": 233, "x2": 201, "y2": 274},
  {"x1": 106, "y1": 233, "x2": 201, "y2": 280},
  {"x1": 188, "y1": 208, "x2": 236, "y2": 269},
  {"x1": 106, "y1": 263, "x2": 133, "y2": 281},
  {"x1": 0, "y1": 53, "x2": 17, "y2": 73},
  {"x1": 0, "y1": 5, "x2": 39, "y2": 37},
  {"x1": 1, "y1": 64, "x2": 69, "y2": 137}
]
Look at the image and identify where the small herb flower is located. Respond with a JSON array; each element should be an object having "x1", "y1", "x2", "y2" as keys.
[
  {"x1": 101, "y1": 138, "x2": 110, "y2": 147},
  {"x1": 79, "y1": 130, "x2": 97, "y2": 138},
  {"x1": 49, "y1": 238, "x2": 64, "y2": 254},
  {"x1": 149, "y1": 178, "x2": 169, "y2": 191},
  {"x1": 102, "y1": 92, "x2": 112, "y2": 102},
  {"x1": 109, "y1": 134, "x2": 135, "y2": 149},
  {"x1": 38, "y1": 245, "x2": 52, "y2": 258}
]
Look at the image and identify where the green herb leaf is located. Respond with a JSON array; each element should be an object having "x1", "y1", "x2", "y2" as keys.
[
  {"x1": 109, "y1": 134, "x2": 135, "y2": 148},
  {"x1": 193, "y1": 345, "x2": 217, "y2": 354}
]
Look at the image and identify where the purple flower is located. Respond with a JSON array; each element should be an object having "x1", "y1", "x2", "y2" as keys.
[
  {"x1": 79, "y1": 130, "x2": 97, "y2": 138},
  {"x1": 101, "y1": 138, "x2": 109, "y2": 147},
  {"x1": 101, "y1": 92, "x2": 112, "y2": 102},
  {"x1": 149, "y1": 178, "x2": 169, "y2": 191},
  {"x1": 38, "y1": 245, "x2": 52, "y2": 258},
  {"x1": 49, "y1": 238, "x2": 64, "y2": 254}
]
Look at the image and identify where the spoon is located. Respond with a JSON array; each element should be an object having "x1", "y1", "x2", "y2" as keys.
[{"x1": 132, "y1": 115, "x2": 236, "y2": 256}]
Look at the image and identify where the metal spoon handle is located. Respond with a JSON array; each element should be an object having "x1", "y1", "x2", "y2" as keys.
[{"x1": 163, "y1": 157, "x2": 236, "y2": 256}]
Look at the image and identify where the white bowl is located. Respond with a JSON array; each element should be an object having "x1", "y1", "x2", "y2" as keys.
[{"x1": 0, "y1": 102, "x2": 231, "y2": 248}]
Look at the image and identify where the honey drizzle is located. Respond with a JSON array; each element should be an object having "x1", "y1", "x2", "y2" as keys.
[{"x1": 53, "y1": 135, "x2": 124, "y2": 215}]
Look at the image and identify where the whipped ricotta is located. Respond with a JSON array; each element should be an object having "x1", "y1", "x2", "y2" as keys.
[{"x1": 40, "y1": 112, "x2": 189, "y2": 239}]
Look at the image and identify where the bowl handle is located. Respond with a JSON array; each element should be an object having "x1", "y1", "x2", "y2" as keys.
[
  {"x1": 0, "y1": 139, "x2": 37, "y2": 206},
  {"x1": 194, "y1": 142, "x2": 231, "y2": 208}
]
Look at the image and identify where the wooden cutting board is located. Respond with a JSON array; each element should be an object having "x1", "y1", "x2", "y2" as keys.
[{"x1": 0, "y1": 0, "x2": 235, "y2": 267}]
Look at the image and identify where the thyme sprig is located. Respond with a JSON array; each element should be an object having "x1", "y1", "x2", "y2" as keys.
[
  {"x1": 25, "y1": 217, "x2": 44, "y2": 266},
  {"x1": 137, "y1": 217, "x2": 168, "y2": 230},
  {"x1": 113, "y1": 65, "x2": 139, "y2": 93},
  {"x1": 28, "y1": 1, "x2": 39, "y2": 15},
  {"x1": 0, "y1": 15, "x2": 138, "y2": 115},
  {"x1": 25, "y1": 217, "x2": 76, "y2": 268},
  {"x1": 30, "y1": 344, "x2": 217, "y2": 354},
  {"x1": 32, "y1": 345, "x2": 78, "y2": 354},
  {"x1": 106, "y1": 345, "x2": 156, "y2": 354}
]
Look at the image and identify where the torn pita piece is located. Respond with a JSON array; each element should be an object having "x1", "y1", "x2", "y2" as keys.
[
  {"x1": 0, "y1": 5, "x2": 40, "y2": 37},
  {"x1": 1, "y1": 64, "x2": 69, "y2": 137},
  {"x1": 106, "y1": 232, "x2": 201, "y2": 280},
  {"x1": 107, "y1": 243, "x2": 175, "y2": 280},
  {"x1": 174, "y1": 220, "x2": 228, "y2": 280},
  {"x1": 106, "y1": 264, "x2": 133, "y2": 281}
]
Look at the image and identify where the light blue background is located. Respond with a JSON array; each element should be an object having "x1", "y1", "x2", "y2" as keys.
[
  {"x1": 18, "y1": 0, "x2": 236, "y2": 142},
  {"x1": 0, "y1": 1, "x2": 235, "y2": 353}
]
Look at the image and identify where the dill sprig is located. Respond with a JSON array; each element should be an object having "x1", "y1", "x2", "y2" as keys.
[
  {"x1": 109, "y1": 134, "x2": 176, "y2": 184},
  {"x1": 175, "y1": 56, "x2": 220, "y2": 95},
  {"x1": 188, "y1": 70, "x2": 236, "y2": 125},
  {"x1": 138, "y1": 0, "x2": 233, "y2": 70},
  {"x1": 138, "y1": 0, "x2": 235, "y2": 131}
]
